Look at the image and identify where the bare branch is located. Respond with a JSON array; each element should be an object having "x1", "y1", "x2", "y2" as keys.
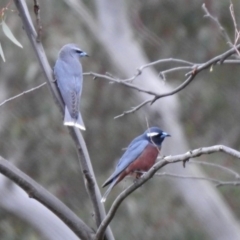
[
  {"x1": 230, "y1": 3, "x2": 239, "y2": 43},
  {"x1": 229, "y1": 3, "x2": 240, "y2": 56},
  {"x1": 85, "y1": 42, "x2": 240, "y2": 118},
  {"x1": 189, "y1": 160, "x2": 240, "y2": 179},
  {"x1": 137, "y1": 58, "x2": 194, "y2": 73},
  {"x1": 154, "y1": 172, "x2": 240, "y2": 187},
  {"x1": 95, "y1": 145, "x2": 240, "y2": 239},
  {"x1": 33, "y1": 0, "x2": 42, "y2": 42},
  {"x1": 150, "y1": 74, "x2": 195, "y2": 104},
  {"x1": 224, "y1": 60, "x2": 240, "y2": 63},
  {"x1": 160, "y1": 66, "x2": 192, "y2": 75},
  {"x1": 114, "y1": 99, "x2": 152, "y2": 119},
  {"x1": 0, "y1": 156, "x2": 94, "y2": 240},
  {"x1": 85, "y1": 72, "x2": 160, "y2": 96},
  {"x1": 0, "y1": 82, "x2": 46, "y2": 107},
  {"x1": 153, "y1": 44, "x2": 240, "y2": 101},
  {"x1": 202, "y1": 3, "x2": 233, "y2": 47}
]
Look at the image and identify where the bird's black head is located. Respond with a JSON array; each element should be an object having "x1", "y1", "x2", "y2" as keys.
[{"x1": 144, "y1": 127, "x2": 170, "y2": 147}]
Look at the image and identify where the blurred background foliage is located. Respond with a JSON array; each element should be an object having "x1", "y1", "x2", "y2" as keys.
[{"x1": 0, "y1": 0, "x2": 240, "y2": 239}]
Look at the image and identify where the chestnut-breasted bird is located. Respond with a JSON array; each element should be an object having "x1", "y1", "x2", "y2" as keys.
[
  {"x1": 101, "y1": 127, "x2": 170, "y2": 202},
  {"x1": 54, "y1": 44, "x2": 88, "y2": 130}
]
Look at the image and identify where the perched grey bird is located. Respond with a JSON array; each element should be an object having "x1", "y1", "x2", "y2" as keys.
[{"x1": 54, "y1": 44, "x2": 88, "y2": 130}]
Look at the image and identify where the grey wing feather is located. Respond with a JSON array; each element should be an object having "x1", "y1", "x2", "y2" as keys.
[
  {"x1": 102, "y1": 140, "x2": 149, "y2": 187},
  {"x1": 55, "y1": 61, "x2": 81, "y2": 114},
  {"x1": 54, "y1": 58, "x2": 85, "y2": 129}
]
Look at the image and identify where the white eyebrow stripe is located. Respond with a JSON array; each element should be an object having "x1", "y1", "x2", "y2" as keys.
[{"x1": 147, "y1": 132, "x2": 159, "y2": 137}]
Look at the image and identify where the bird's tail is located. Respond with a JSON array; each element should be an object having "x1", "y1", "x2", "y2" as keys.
[
  {"x1": 101, "y1": 179, "x2": 117, "y2": 203},
  {"x1": 75, "y1": 111, "x2": 86, "y2": 130},
  {"x1": 64, "y1": 106, "x2": 86, "y2": 130}
]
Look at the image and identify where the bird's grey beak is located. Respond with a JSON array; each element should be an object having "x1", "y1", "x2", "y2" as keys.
[
  {"x1": 163, "y1": 132, "x2": 171, "y2": 137},
  {"x1": 80, "y1": 52, "x2": 89, "y2": 57}
]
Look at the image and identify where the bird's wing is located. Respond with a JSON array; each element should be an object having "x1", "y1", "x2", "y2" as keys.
[
  {"x1": 54, "y1": 59, "x2": 82, "y2": 119},
  {"x1": 102, "y1": 140, "x2": 149, "y2": 187}
]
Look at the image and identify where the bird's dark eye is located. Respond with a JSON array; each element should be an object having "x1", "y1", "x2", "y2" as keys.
[{"x1": 75, "y1": 49, "x2": 83, "y2": 54}]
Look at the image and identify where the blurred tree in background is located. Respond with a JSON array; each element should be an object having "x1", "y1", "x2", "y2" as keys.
[{"x1": 1, "y1": 0, "x2": 240, "y2": 239}]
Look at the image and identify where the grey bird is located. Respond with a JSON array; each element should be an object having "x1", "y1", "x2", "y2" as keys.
[{"x1": 54, "y1": 44, "x2": 88, "y2": 130}]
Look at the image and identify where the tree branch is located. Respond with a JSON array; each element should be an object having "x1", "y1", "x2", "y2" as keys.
[
  {"x1": 114, "y1": 98, "x2": 152, "y2": 119},
  {"x1": 0, "y1": 82, "x2": 46, "y2": 107},
  {"x1": 229, "y1": 3, "x2": 240, "y2": 50},
  {"x1": 189, "y1": 160, "x2": 240, "y2": 179},
  {"x1": 33, "y1": 0, "x2": 42, "y2": 42},
  {"x1": 85, "y1": 72, "x2": 160, "y2": 96},
  {"x1": 84, "y1": 43, "x2": 240, "y2": 118},
  {"x1": 202, "y1": 3, "x2": 233, "y2": 47},
  {"x1": 154, "y1": 172, "x2": 240, "y2": 187}
]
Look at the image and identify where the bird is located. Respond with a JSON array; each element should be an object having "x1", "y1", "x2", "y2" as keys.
[
  {"x1": 101, "y1": 127, "x2": 170, "y2": 202},
  {"x1": 53, "y1": 43, "x2": 88, "y2": 130}
]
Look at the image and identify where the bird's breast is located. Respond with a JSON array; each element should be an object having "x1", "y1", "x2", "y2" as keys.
[
  {"x1": 128, "y1": 144, "x2": 159, "y2": 173},
  {"x1": 115, "y1": 144, "x2": 159, "y2": 184}
]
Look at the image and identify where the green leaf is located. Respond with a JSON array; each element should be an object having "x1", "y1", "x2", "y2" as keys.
[
  {"x1": 0, "y1": 43, "x2": 6, "y2": 62},
  {"x1": 2, "y1": 21, "x2": 23, "y2": 48}
]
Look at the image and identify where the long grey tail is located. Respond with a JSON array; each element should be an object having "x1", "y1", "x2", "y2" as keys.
[
  {"x1": 101, "y1": 179, "x2": 117, "y2": 203},
  {"x1": 63, "y1": 106, "x2": 86, "y2": 131}
]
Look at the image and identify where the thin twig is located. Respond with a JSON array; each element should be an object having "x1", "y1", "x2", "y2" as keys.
[
  {"x1": 86, "y1": 43, "x2": 240, "y2": 118},
  {"x1": 114, "y1": 98, "x2": 152, "y2": 119},
  {"x1": 85, "y1": 72, "x2": 160, "y2": 96},
  {"x1": 151, "y1": 74, "x2": 195, "y2": 104},
  {"x1": 137, "y1": 58, "x2": 195, "y2": 73},
  {"x1": 230, "y1": 3, "x2": 239, "y2": 43},
  {"x1": 189, "y1": 160, "x2": 240, "y2": 179},
  {"x1": 229, "y1": 3, "x2": 240, "y2": 56},
  {"x1": 160, "y1": 66, "x2": 192, "y2": 75},
  {"x1": 154, "y1": 172, "x2": 240, "y2": 187},
  {"x1": 202, "y1": 3, "x2": 233, "y2": 47},
  {"x1": 0, "y1": 82, "x2": 46, "y2": 107}
]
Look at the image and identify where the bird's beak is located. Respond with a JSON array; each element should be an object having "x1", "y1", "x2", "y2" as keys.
[
  {"x1": 80, "y1": 52, "x2": 89, "y2": 57},
  {"x1": 163, "y1": 132, "x2": 171, "y2": 137}
]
